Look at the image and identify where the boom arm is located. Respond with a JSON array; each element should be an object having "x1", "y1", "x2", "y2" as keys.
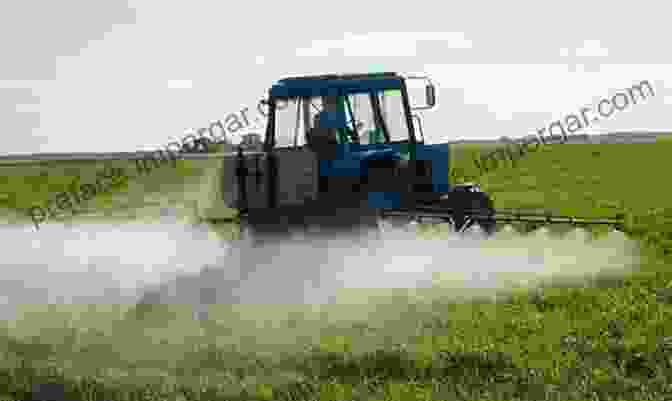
[{"x1": 381, "y1": 206, "x2": 625, "y2": 233}]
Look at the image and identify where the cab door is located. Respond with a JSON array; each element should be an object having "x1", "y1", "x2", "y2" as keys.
[{"x1": 271, "y1": 97, "x2": 319, "y2": 207}]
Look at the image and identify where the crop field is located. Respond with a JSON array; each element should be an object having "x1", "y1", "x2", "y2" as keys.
[
  {"x1": 1, "y1": 140, "x2": 672, "y2": 400},
  {"x1": 0, "y1": 159, "x2": 211, "y2": 220}
]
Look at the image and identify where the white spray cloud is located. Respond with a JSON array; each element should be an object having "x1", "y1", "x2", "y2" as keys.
[{"x1": 0, "y1": 208, "x2": 642, "y2": 355}]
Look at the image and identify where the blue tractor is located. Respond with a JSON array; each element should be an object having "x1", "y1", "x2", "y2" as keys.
[{"x1": 218, "y1": 72, "x2": 623, "y2": 244}]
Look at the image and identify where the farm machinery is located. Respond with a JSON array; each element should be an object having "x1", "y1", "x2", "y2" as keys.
[{"x1": 212, "y1": 72, "x2": 624, "y2": 246}]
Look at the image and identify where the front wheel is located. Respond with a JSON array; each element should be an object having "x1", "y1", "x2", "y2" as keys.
[{"x1": 439, "y1": 191, "x2": 497, "y2": 236}]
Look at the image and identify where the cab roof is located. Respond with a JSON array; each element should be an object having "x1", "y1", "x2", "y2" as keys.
[{"x1": 269, "y1": 72, "x2": 404, "y2": 99}]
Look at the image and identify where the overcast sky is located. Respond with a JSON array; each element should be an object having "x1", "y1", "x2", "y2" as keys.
[{"x1": 1, "y1": 0, "x2": 670, "y2": 155}]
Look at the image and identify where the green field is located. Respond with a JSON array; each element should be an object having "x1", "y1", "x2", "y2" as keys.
[
  {"x1": 0, "y1": 157, "x2": 231, "y2": 229},
  {"x1": 2, "y1": 141, "x2": 672, "y2": 400},
  {"x1": 0, "y1": 142, "x2": 237, "y2": 225}
]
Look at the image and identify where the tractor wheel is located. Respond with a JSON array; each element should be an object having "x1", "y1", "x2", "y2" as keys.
[
  {"x1": 439, "y1": 191, "x2": 497, "y2": 236},
  {"x1": 471, "y1": 192, "x2": 497, "y2": 235}
]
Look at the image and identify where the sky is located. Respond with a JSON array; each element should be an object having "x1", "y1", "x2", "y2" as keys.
[{"x1": 1, "y1": 0, "x2": 671, "y2": 155}]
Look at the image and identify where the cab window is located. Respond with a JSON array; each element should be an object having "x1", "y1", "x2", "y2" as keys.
[{"x1": 376, "y1": 89, "x2": 410, "y2": 143}]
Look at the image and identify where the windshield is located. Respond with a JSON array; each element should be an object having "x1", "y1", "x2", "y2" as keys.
[{"x1": 272, "y1": 89, "x2": 411, "y2": 149}]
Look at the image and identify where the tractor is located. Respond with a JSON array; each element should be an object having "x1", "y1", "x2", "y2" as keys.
[{"x1": 214, "y1": 72, "x2": 623, "y2": 246}]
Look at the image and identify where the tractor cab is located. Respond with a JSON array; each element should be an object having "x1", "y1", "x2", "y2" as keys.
[{"x1": 264, "y1": 72, "x2": 429, "y2": 153}]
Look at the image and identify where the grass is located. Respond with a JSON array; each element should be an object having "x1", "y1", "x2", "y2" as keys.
[
  {"x1": 0, "y1": 155, "x2": 224, "y2": 225},
  {"x1": 1, "y1": 142, "x2": 672, "y2": 400}
]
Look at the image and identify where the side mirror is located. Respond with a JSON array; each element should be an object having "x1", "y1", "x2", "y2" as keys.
[
  {"x1": 425, "y1": 84, "x2": 436, "y2": 108},
  {"x1": 406, "y1": 76, "x2": 437, "y2": 110}
]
